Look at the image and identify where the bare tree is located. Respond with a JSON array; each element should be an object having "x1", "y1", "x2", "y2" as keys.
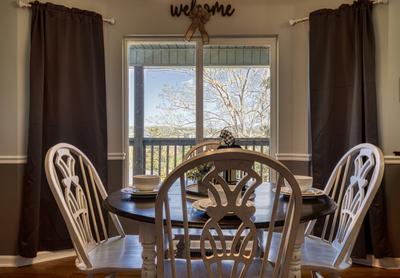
[{"x1": 148, "y1": 67, "x2": 270, "y2": 138}]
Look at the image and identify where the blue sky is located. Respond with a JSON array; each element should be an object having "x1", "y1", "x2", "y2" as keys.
[{"x1": 128, "y1": 68, "x2": 195, "y2": 127}]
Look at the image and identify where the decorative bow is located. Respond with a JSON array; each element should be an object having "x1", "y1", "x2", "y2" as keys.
[
  {"x1": 219, "y1": 129, "x2": 236, "y2": 147},
  {"x1": 184, "y1": 6, "x2": 210, "y2": 44}
]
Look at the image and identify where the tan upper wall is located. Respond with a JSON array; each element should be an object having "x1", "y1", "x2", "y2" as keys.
[
  {"x1": 0, "y1": 1, "x2": 18, "y2": 156},
  {"x1": 0, "y1": 0, "x2": 398, "y2": 157},
  {"x1": 377, "y1": 0, "x2": 400, "y2": 154}
]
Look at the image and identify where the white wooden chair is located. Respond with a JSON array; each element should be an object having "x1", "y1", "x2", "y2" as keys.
[
  {"x1": 184, "y1": 140, "x2": 220, "y2": 161},
  {"x1": 155, "y1": 149, "x2": 302, "y2": 278},
  {"x1": 269, "y1": 143, "x2": 384, "y2": 277},
  {"x1": 45, "y1": 143, "x2": 142, "y2": 277},
  {"x1": 175, "y1": 140, "x2": 223, "y2": 257}
]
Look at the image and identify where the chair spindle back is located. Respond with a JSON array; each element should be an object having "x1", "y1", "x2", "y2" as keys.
[
  {"x1": 45, "y1": 143, "x2": 125, "y2": 269},
  {"x1": 155, "y1": 149, "x2": 302, "y2": 278},
  {"x1": 305, "y1": 143, "x2": 384, "y2": 267}
]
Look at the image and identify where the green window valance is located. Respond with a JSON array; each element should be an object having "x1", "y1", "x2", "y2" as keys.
[{"x1": 129, "y1": 44, "x2": 270, "y2": 67}]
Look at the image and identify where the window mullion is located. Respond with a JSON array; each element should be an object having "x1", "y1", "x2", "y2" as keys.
[{"x1": 195, "y1": 40, "x2": 204, "y2": 143}]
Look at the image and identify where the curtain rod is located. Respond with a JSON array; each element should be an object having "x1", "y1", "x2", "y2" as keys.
[
  {"x1": 289, "y1": 0, "x2": 388, "y2": 26},
  {"x1": 17, "y1": 0, "x2": 116, "y2": 25}
]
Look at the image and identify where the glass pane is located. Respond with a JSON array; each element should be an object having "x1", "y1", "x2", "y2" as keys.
[
  {"x1": 203, "y1": 66, "x2": 270, "y2": 138},
  {"x1": 203, "y1": 46, "x2": 271, "y2": 138},
  {"x1": 143, "y1": 68, "x2": 195, "y2": 138},
  {"x1": 203, "y1": 45, "x2": 271, "y2": 180},
  {"x1": 128, "y1": 42, "x2": 196, "y2": 183}
]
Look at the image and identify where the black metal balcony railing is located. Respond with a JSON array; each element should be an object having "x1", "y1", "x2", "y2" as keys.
[{"x1": 128, "y1": 138, "x2": 270, "y2": 182}]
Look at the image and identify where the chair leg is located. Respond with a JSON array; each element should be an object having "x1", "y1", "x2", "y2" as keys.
[
  {"x1": 175, "y1": 238, "x2": 185, "y2": 258},
  {"x1": 87, "y1": 273, "x2": 94, "y2": 278},
  {"x1": 256, "y1": 229, "x2": 264, "y2": 256},
  {"x1": 105, "y1": 273, "x2": 117, "y2": 278}
]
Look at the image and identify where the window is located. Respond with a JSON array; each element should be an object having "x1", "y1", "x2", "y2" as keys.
[{"x1": 124, "y1": 37, "x2": 277, "y2": 186}]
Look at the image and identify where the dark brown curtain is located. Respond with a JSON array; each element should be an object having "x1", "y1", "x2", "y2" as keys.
[
  {"x1": 309, "y1": 0, "x2": 391, "y2": 258},
  {"x1": 18, "y1": 1, "x2": 107, "y2": 258}
]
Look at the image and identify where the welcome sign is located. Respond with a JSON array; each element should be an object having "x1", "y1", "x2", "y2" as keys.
[{"x1": 170, "y1": 0, "x2": 235, "y2": 17}]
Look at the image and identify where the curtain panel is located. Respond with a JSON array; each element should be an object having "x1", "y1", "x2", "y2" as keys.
[
  {"x1": 18, "y1": 1, "x2": 108, "y2": 257},
  {"x1": 309, "y1": 0, "x2": 391, "y2": 258}
]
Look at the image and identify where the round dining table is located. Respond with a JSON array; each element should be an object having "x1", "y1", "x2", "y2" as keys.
[{"x1": 104, "y1": 183, "x2": 337, "y2": 278}]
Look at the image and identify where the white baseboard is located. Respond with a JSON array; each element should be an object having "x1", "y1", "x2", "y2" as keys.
[
  {"x1": 352, "y1": 255, "x2": 400, "y2": 269},
  {"x1": 0, "y1": 249, "x2": 75, "y2": 267}
]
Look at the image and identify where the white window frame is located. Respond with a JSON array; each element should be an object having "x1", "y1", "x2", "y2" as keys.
[{"x1": 122, "y1": 35, "x2": 278, "y2": 187}]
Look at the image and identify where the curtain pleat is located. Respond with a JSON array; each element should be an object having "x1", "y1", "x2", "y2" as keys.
[{"x1": 18, "y1": 1, "x2": 108, "y2": 257}]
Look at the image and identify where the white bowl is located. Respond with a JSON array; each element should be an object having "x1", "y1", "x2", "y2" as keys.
[
  {"x1": 133, "y1": 175, "x2": 160, "y2": 191},
  {"x1": 284, "y1": 175, "x2": 313, "y2": 192}
]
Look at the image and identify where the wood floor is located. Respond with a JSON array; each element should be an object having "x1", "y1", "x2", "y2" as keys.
[{"x1": 0, "y1": 257, "x2": 399, "y2": 277}]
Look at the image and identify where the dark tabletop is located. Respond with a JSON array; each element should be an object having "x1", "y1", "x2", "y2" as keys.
[{"x1": 104, "y1": 183, "x2": 337, "y2": 229}]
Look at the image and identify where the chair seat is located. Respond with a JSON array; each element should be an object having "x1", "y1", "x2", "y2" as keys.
[
  {"x1": 76, "y1": 235, "x2": 143, "y2": 273},
  {"x1": 164, "y1": 258, "x2": 274, "y2": 278},
  {"x1": 268, "y1": 232, "x2": 351, "y2": 273}
]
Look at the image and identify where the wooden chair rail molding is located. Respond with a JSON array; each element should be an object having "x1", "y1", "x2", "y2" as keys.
[
  {"x1": 384, "y1": 152, "x2": 400, "y2": 165},
  {"x1": 275, "y1": 153, "x2": 400, "y2": 165},
  {"x1": 0, "y1": 153, "x2": 126, "y2": 164},
  {"x1": 1, "y1": 152, "x2": 398, "y2": 164}
]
